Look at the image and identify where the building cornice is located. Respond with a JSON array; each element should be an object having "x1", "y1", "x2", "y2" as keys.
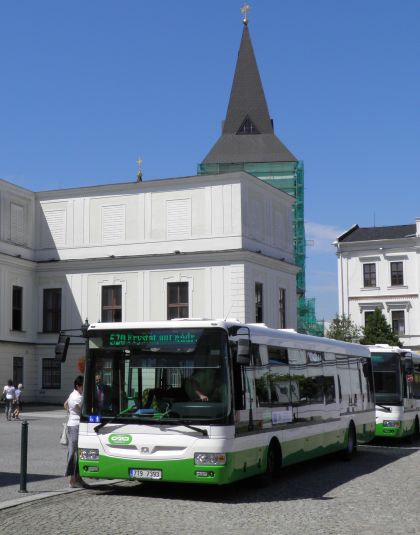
[{"x1": 34, "y1": 248, "x2": 299, "y2": 274}]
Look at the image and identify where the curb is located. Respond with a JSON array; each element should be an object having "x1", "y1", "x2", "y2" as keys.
[
  {"x1": 0, "y1": 480, "x2": 125, "y2": 511},
  {"x1": 0, "y1": 488, "x2": 82, "y2": 511}
]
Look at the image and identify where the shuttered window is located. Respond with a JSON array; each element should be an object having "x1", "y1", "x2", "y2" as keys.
[
  {"x1": 166, "y1": 199, "x2": 191, "y2": 239},
  {"x1": 10, "y1": 203, "x2": 24, "y2": 244},
  {"x1": 44, "y1": 210, "x2": 66, "y2": 246},
  {"x1": 102, "y1": 205, "x2": 126, "y2": 243}
]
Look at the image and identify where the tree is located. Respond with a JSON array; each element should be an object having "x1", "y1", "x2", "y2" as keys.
[
  {"x1": 326, "y1": 314, "x2": 362, "y2": 343},
  {"x1": 359, "y1": 308, "x2": 402, "y2": 347}
]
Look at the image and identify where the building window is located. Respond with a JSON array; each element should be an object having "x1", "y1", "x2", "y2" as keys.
[
  {"x1": 42, "y1": 358, "x2": 61, "y2": 389},
  {"x1": 363, "y1": 263, "x2": 376, "y2": 287},
  {"x1": 391, "y1": 310, "x2": 405, "y2": 335},
  {"x1": 279, "y1": 288, "x2": 286, "y2": 328},
  {"x1": 255, "y1": 282, "x2": 263, "y2": 323},
  {"x1": 364, "y1": 311, "x2": 375, "y2": 326},
  {"x1": 13, "y1": 357, "x2": 23, "y2": 386},
  {"x1": 390, "y1": 262, "x2": 404, "y2": 286},
  {"x1": 12, "y1": 286, "x2": 23, "y2": 331},
  {"x1": 167, "y1": 282, "x2": 188, "y2": 319},
  {"x1": 237, "y1": 115, "x2": 260, "y2": 135},
  {"x1": 43, "y1": 289, "x2": 62, "y2": 333},
  {"x1": 101, "y1": 285, "x2": 122, "y2": 322}
]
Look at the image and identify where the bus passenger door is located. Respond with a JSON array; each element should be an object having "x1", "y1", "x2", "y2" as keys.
[{"x1": 232, "y1": 348, "x2": 260, "y2": 476}]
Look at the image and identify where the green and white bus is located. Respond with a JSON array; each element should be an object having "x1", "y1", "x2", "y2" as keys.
[
  {"x1": 77, "y1": 320, "x2": 376, "y2": 485},
  {"x1": 368, "y1": 345, "x2": 420, "y2": 439}
]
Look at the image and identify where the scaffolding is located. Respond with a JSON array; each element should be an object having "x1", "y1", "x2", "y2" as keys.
[{"x1": 198, "y1": 160, "x2": 324, "y2": 336}]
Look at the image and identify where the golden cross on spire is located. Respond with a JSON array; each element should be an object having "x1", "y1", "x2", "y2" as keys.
[
  {"x1": 241, "y1": 3, "x2": 251, "y2": 25},
  {"x1": 136, "y1": 157, "x2": 143, "y2": 182}
]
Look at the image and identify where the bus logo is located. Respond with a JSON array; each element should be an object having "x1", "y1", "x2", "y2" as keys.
[{"x1": 109, "y1": 434, "x2": 132, "y2": 445}]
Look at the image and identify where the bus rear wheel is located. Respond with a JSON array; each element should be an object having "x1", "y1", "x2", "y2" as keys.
[{"x1": 341, "y1": 423, "x2": 357, "y2": 461}]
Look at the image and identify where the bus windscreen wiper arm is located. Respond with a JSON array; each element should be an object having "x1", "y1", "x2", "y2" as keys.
[
  {"x1": 159, "y1": 419, "x2": 208, "y2": 436},
  {"x1": 93, "y1": 406, "x2": 139, "y2": 433},
  {"x1": 376, "y1": 404, "x2": 392, "y2": 412}
]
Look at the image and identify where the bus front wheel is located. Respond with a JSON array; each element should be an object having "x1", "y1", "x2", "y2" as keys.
[
  {"x1": 264, "y1": 440, "x2": 282, "y2": 480},
  {"x1": 253, "y1": 440, "x2": 282, "y2": 487}
]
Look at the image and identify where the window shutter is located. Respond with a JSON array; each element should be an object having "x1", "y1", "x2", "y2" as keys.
[
  {"x1": 102, "y1": 205, "x2": 126, "y2": 243},
  {"x1": 166, "y1": 199, "x2": 191, "y2": 239},
  {"x1": 45, "y1": 209, "x2": 66, "y2": 246},
  {"x1": 10, "y1": 203, "x2": 24, "y2": 244}
]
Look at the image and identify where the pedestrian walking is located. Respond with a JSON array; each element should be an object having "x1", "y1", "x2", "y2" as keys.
[
  {"x1": 12, "y1": 383, "x2": 23, "y2": 419},
  {"x1": 2, "y1": 379, "x2": 16, "y2": 421},
  {"x1": 64, "y1": 375, "x2": 85, "y2": 488}
]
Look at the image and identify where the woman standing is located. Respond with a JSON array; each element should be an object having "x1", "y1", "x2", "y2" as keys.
[
  {"x1": 3, "y1": 379, "x2": 16, "y2": 421},
  {"x1": 64, "y1": 375, "x2": 84, "y2": 488}
]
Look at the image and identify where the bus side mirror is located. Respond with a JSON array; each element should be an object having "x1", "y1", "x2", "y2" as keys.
[
  {"x1": 362, "y1": 359, "x2": 371, "y2": 378},
  {"x1": 236, "y1": 339, "x2": 250, "y2": 365},
  {"x1": 55, "y1": 334, "x2": 70, "y2": 362},
  {"x1": 404, "y1": 359, "x2": 413, "y2": 375}
]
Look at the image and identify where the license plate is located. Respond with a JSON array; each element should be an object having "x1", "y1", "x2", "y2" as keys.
[{"x1": 129, "y1": 469, "x2": 162, "y2": 480}]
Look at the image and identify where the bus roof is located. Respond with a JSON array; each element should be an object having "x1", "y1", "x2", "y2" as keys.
[{"x1": 88, "y1": 320, "x2": 370, "y2": 358}]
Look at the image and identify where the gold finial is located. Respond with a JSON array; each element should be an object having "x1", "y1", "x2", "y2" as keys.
[
  {"x1": 241, "y1": 3, "x2": 251, "y2": 26},
  {"x1": 136, "y1": 157, "x2": 143, "y2": 182}
]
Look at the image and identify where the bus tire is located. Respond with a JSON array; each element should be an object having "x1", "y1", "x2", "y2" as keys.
[
  {"x1": 255, "y1": 439, "x2": 282, "y2": 487},
  {"x1": 414, "y1": 417, "x2": 419, "y2": 438},
  {"x1": 341, "y1": 422, "x2": 357, "y2": 461},
  {"x1": 405, "y1": 418, "x2": 418, "y2": 444}
]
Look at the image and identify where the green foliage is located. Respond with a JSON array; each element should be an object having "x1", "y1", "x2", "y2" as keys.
[
  {"x1": 360, "y1": 308, "x2": 402, "y2": 347},
  {"x1": 326, "y1": 314, "x2": 362, "y2": 343}
]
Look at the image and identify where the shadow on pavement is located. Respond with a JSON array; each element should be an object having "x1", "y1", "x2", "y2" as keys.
[
  {"x1": 0, "y1": 472, "x2": 64, "y2": 488},
  {"x1": 87, "y1": 440, "x2": 420, "y2": 504}
]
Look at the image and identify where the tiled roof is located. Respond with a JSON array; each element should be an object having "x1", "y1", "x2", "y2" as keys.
[{"x1": 338, "y1": 224, "x2": 417, "y2": 242}]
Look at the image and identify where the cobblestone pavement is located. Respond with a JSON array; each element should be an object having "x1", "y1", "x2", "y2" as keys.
[{"x1": 1, "y1": 408, "x2": 419, "y2": 534}]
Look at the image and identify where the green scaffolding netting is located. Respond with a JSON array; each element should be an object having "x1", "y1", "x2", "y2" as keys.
[{"x1": 198, "y1": 161, "x2": 324, "y2": 336}]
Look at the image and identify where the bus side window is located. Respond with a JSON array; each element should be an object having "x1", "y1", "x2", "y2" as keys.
[
  {"x1": 324, "y1": 376, "x2": 336, "y2": 404},
  {"x1": 337, "y1": 374, "x2": 342, "y2": 403},
  {"x1": 233, "y1": 363, "x2": 245, "y2": 411},
  {"x1": 252, "y1": 344, "x2": 261, "y2": 366}
]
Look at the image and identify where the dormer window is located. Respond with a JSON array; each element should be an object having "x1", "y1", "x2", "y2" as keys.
[{"x1": 237, "y1": 115, "x2": 260, "y2": 135}]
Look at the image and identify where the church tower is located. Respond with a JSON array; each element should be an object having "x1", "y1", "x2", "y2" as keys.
[{"x1": 198, "y1": 14, "x2": 322, "y2": 335}]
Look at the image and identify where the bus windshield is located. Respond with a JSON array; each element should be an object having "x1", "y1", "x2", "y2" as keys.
[
  {"x1": 371, "y1": 352, "x2": 402, "y2": 404},
  {"x1": 83, "y1": 327, "x2": 232, "y2": 424}
]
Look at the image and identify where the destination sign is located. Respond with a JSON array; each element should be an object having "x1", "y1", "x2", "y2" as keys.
[{"x1": 106, "y1": 330, "x2": 200, "y2": 348}]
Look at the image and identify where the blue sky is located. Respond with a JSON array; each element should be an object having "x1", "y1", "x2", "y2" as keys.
[{"x1": 1, "y1": 1, "x2": 419, "y2": 320}]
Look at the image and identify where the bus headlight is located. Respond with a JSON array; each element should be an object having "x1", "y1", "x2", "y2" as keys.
[
  {"x1": 79, "y1": 448, "x2": 99, "y2": 460},
  {"x1": 383, "y1": 420, "x2": 401, "y2": 428},
  {"x1": 194, "y1": 453, "x2": 226, "y2": 466}
]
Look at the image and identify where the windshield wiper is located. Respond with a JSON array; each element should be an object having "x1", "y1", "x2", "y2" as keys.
[
  {"x1": 93, "y1": 405, "x2": 137, "y2": 433},
  {"x1": 376, "y1": 403, "x2": 392, "y2": 412},
  {"x1": 159, "y1": 418, "x2": 208, "y2": 437},
  {"x1": 153, "y1": 408, "x2": 208, "y2": 436}
]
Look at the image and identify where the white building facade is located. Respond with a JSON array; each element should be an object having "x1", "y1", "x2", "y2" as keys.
[
  {"x1": 0, "y1": 171, "x2": 298, "y2": 402},
  {"x1": 335, "y1": 220, "x2": 420, "y2": 350}
]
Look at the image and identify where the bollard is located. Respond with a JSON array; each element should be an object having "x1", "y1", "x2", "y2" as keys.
[{"x1": 19, "y1": 419, "x2": 28, "y2": 493}]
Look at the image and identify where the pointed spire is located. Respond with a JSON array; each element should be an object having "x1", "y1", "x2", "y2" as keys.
[
  {"x1": 223, "y1": 24, "x2": 273, "y2": 135},
  {"x1": 201, "y1": 19, "x2": 296, "y2": 164}
]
